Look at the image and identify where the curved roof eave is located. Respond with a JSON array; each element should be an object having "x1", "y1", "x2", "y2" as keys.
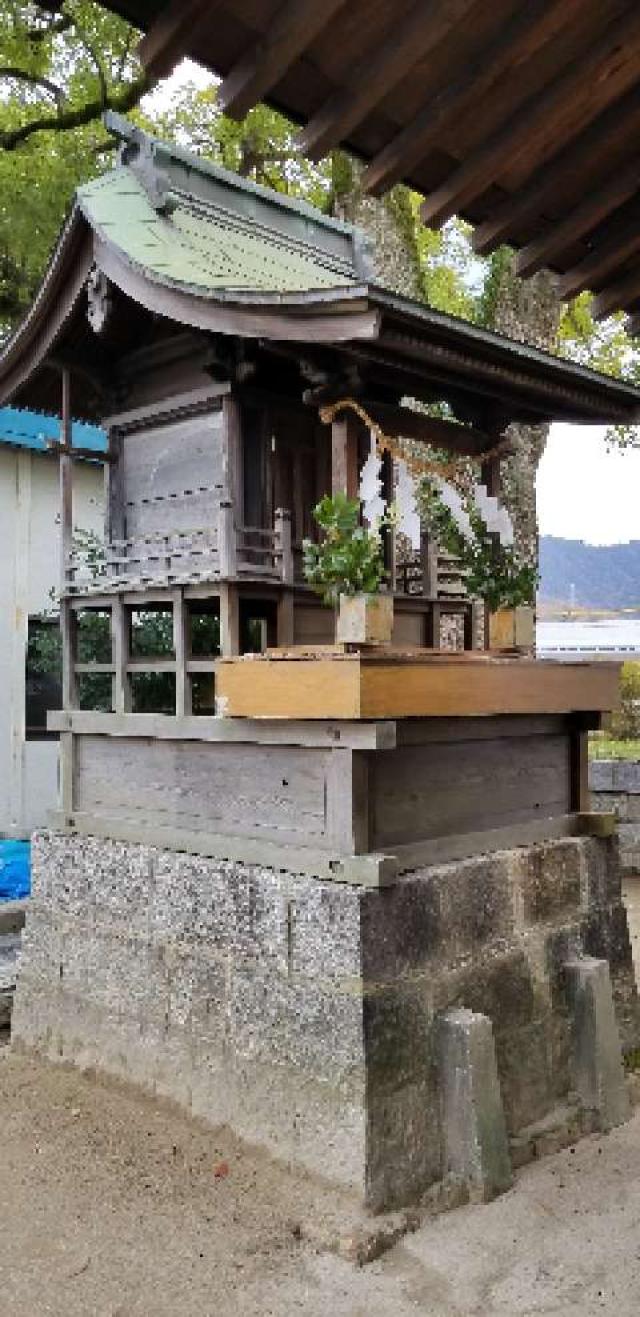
[
  {"x1": 0, "y1": 207, "x2": 94, "y2": 405},
  {"x1": 94, "y1": 238, "x2": 380, "y2": 340}
]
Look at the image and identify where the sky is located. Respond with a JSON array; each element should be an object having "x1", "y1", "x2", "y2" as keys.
[
  {"x1": 537, "y1": 425, "x2": 640, "y2": 546},
  {"x1": 145, "y1": 67, "x2": 640, "y2": 549}
]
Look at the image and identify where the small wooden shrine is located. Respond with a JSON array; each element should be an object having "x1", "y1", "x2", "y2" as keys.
[
  {"x1": 1, "y1": 117, "x2": 639, "y2": 699},
  {"x1": 4, "y1": 121, "x2": 640, "y2": 1212}
]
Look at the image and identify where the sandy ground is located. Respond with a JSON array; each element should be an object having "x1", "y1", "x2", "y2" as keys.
[{"x1": 1, "y1": 1045, "x2": 640, "y2": 1317}]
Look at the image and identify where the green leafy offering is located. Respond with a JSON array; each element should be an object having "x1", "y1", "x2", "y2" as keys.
[
  {"x1": 302, "y1": 493, "x2": 388, "y2": 607},
  {"x1": 418, "y1": 477, "x2": 537, "y2": 613}
]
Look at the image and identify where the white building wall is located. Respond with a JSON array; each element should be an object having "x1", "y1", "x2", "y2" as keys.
[{"x1": 0, "y1": 447, "x2": 104, "y2": 837}]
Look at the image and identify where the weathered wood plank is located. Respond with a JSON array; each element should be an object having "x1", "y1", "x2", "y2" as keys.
[
  {"x1": 370, "y1": 735, "x2": 570, "y2": 847},
  {"x1": 48, "y1": 709, "x2": 397, "y2": 750},
  {"x1": 389, "y1": 815, "x2": 581, "y2": 872},
  {"x1": 49, "y1": 811, "x2": 397, "y2": 889},
  {"x1": 75, "y1": 736, "x2": 333, "y2": 847}
]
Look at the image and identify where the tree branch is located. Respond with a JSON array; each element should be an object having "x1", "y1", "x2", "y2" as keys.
[
  {"x1": 0, "y1": 66, "x2": 64, "y2": 107},
  {"x1": 0, "y1": 70, "x2": 153, "y2": 150}
]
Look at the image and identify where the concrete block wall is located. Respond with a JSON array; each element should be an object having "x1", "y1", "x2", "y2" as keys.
[
  {"x1": 590, "y1": 759, "x2": 640, "y2": 876},
  {"x1": 12, "y1": 830, "x2": 638, "y2": 1212}
]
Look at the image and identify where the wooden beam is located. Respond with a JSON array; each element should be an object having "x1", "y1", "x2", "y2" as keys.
[
  {"x1": 218, "y1": 0, "x2": 347, "y2": 121},
  {"x1": 517, "y1": 161, "x2": 640, "y2": 279},
  {"x1": 362, "y1": 0, "x2": 578, "y2": 196},
  {"x1": 331, "y1": 412, "x2": 360, "y2": 498},
  {"x1": 362, "y1": 400, "x2": 493, "y2": 458},
  {"x1": 298, "y1": 0, "x2": 477, "y2": 161},
  {"x1": 59, "y1": 367, "x2": 73, "y2": 593},
  {"x1": 136, "y1": 0, "x2": 219, "y2": 81},
  {"x1": 473, "y1": 83, "x2": 640, "y2": 255},
  {"x1": 420, "y1": 7, "x2": 640, "y2": 230},
  {"x1": 592, "y1": 265, "x2": 640, "y2": 322},
  {"x1": 558, "y1": 203, "x2": 640, "y2": 301}
]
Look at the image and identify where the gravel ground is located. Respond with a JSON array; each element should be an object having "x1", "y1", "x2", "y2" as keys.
[{"x1": 1, "y1": 1046, "x2": 640, "y2": 1317}]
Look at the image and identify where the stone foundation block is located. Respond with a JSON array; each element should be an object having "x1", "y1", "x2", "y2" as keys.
[
  {"x1": 565, "y1": 956, "x2": 630, "y2": 1130},
  {"x1": 11, "y1": 830, "x2": 639, "y2": 1212},
  {"x1": 438, "y1": 1008, "x2": 512, "y2": 1200}
]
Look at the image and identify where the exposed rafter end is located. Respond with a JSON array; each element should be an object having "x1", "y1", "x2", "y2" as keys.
[
  {"x1": 219, "y1": 0, "x2": 347, "y2": 122},
  {"x1": 517, "y1": 164, "x2": 640, "y2": 281},
  {"x1": 298, "y1": 0, "x2": 478, "y2": 162},
  {"x1": 136, "y1": 0, "x2": 219, "y2": 82},
  {"x1": 558, "y1": 211, "x2": 640, "y2": 302},
  {"x1": 592, "y1": 269, "x2": 640, "y2": 322}
]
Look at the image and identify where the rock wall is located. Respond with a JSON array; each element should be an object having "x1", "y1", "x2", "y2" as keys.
[
  {"x1": 591, "y1": 759, "x2": 640, "y2": 875},
  {"x1": 12, "y1": 830, "x2": 638, "y2": 1211}
]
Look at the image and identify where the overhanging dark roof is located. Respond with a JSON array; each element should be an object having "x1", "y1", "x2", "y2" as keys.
[
  {"x1": 101, "y1": 0, "x2": 640, "y2": 329},
  {"x1": 2, "y1": 123, "x2": 640, "y2": 430}
]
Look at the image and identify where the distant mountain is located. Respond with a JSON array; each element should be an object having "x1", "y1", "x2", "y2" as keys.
[{"x1": 538, "y1": 537, "x2": 640, "y2": 611}]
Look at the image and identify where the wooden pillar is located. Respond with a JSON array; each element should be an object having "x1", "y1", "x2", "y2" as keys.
[
  {"x1": 481, "y1": 453, "x2": 501, "y2": 650},
  {"x1": 221, "y1": 394, "x2": 243, "y2": 512},
  {"x1": 112, "y1": 595, "x2": 131, "y2": 714},
  {"x1": 219, "y1": 584, "x2": 240, "y2": 657},
  {"x1": 331, "y1": 414, "x2": 360, "y2": 497},
  {"x1": 420, "y1": 530, "x2": 438, "y2": 597},
  {"x1": 59, "y1": 368, "x2": 77, "y2": 710},
  {"x1": 59, "y1": 367, "x2": 73, "y2": 590},
  {"x1": 570, "y1": 717, "x2": 591, "y2": 813},
  {"x1": 173, "y1": 588, "x2": 191, "y2": 717},
  {"x1": 218, "y1": 499, "x2": 237, "y2": 577}
]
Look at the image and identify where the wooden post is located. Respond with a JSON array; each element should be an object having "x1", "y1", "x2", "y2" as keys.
[
  {"x1": 570, "y1": 719, "x2": 591, "y2": 813},
  {"x1": 112, "y1": 595, "x2": 131, "y2": 714},
  {"x1": 218, "y1": 499, "x2": 237, "y2": 577},
  {"x1": 481, "y1": 453, "x2": 501, "y2": 651},
  {"x1": 221, "y1": 394, "x2": 243, "y2": 512},
  {"x1": 173, "y1": 588, "x2": 191, "y2": 717},
  {"x1": 219, "y1": 584, "x2": 240, "y2": 657},
  {"x1": 59, "y1": 368, "x2": 77, "y2": 710},
  {"x1": 420, "y1": 530, "x2": 438, "y2": 597},
  {"x1": 275, "y1": 505, "x2": 294, "y2": 645},
  {"x1": 59, "y1": 367, "x2": 73, "y2": 591},
  {"x1": 275, "y1": 507, "x2": 293, "y2": 585},
  {"x1": 331, "y1": 413, "x2": 360, "y2": 497},
  {"x1": 275, "y1": 505, "x2": 295, "y2": 653}
]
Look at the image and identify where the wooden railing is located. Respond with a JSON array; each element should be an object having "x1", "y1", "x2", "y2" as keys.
[{"x1": 64, "y1": 504, "x2": 295, "y2": 595}]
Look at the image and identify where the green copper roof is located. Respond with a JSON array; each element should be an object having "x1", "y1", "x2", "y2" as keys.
[{"x1": 78, "y1": 166, "x2": 360, "y2": 296}]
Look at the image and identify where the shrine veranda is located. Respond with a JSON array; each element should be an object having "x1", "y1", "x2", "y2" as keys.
[{"x1": 3, "y1": 122, "x2": 640, "y2": 1211}]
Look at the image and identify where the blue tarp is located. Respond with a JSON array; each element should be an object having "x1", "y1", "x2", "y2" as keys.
[{"x1": 0, "y1": 840, "x2": 31, "y2": 901}]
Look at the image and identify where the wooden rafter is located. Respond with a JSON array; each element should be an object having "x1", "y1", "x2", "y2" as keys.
[
  {"x1": 420, "y1": 6, "x2": 640, "y2": 229},
  {"x1": 592, "y1": 266, "x2": 640, "y2": 321},
  {"x1": 362, "y1": 0, "x2": 579, "y2": 197},
  {"x1": 558, "y1": 203, "x2": 640, "y2": 301},
  {"x1": 297, "y1": 0, "x2": 477, "y2": 162},
  {"x1": 136, "y1": 0, "x2": 218, "y2": 82},
  {"x1": 472, "y1": 81, "x2": 640, "y2": 256},
  {"x1": 218, "y1": 0, "x2": 348, "y2": 121},
  {"x1": 517, "y1": 161, "x2": 640, "y2": 279}
]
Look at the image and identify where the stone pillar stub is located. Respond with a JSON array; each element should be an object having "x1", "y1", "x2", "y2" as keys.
[
  {"x1": 438, "y1": 1008, "x2": 513, "y2": 1201},
  {"x1": 565, "y1": 956, "x2": 630, "y2": 1130}
]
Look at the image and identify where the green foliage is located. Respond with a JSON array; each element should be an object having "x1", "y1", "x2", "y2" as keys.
[
  {"x1": 418, "y1": 478, "x2": 537, "y2": 611},
  {"x1": 302, "y1": 493, "x2": 388, "y2": 606},
  {"x1": 0, "y1": 2, "x2": 148, "y2": 331},
  {"x1": 589, "y1": 737, "x2": 640, "y2": 761},
  {"x1": 608, "y1": 661, "x2": 640, "y2": 741}
]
